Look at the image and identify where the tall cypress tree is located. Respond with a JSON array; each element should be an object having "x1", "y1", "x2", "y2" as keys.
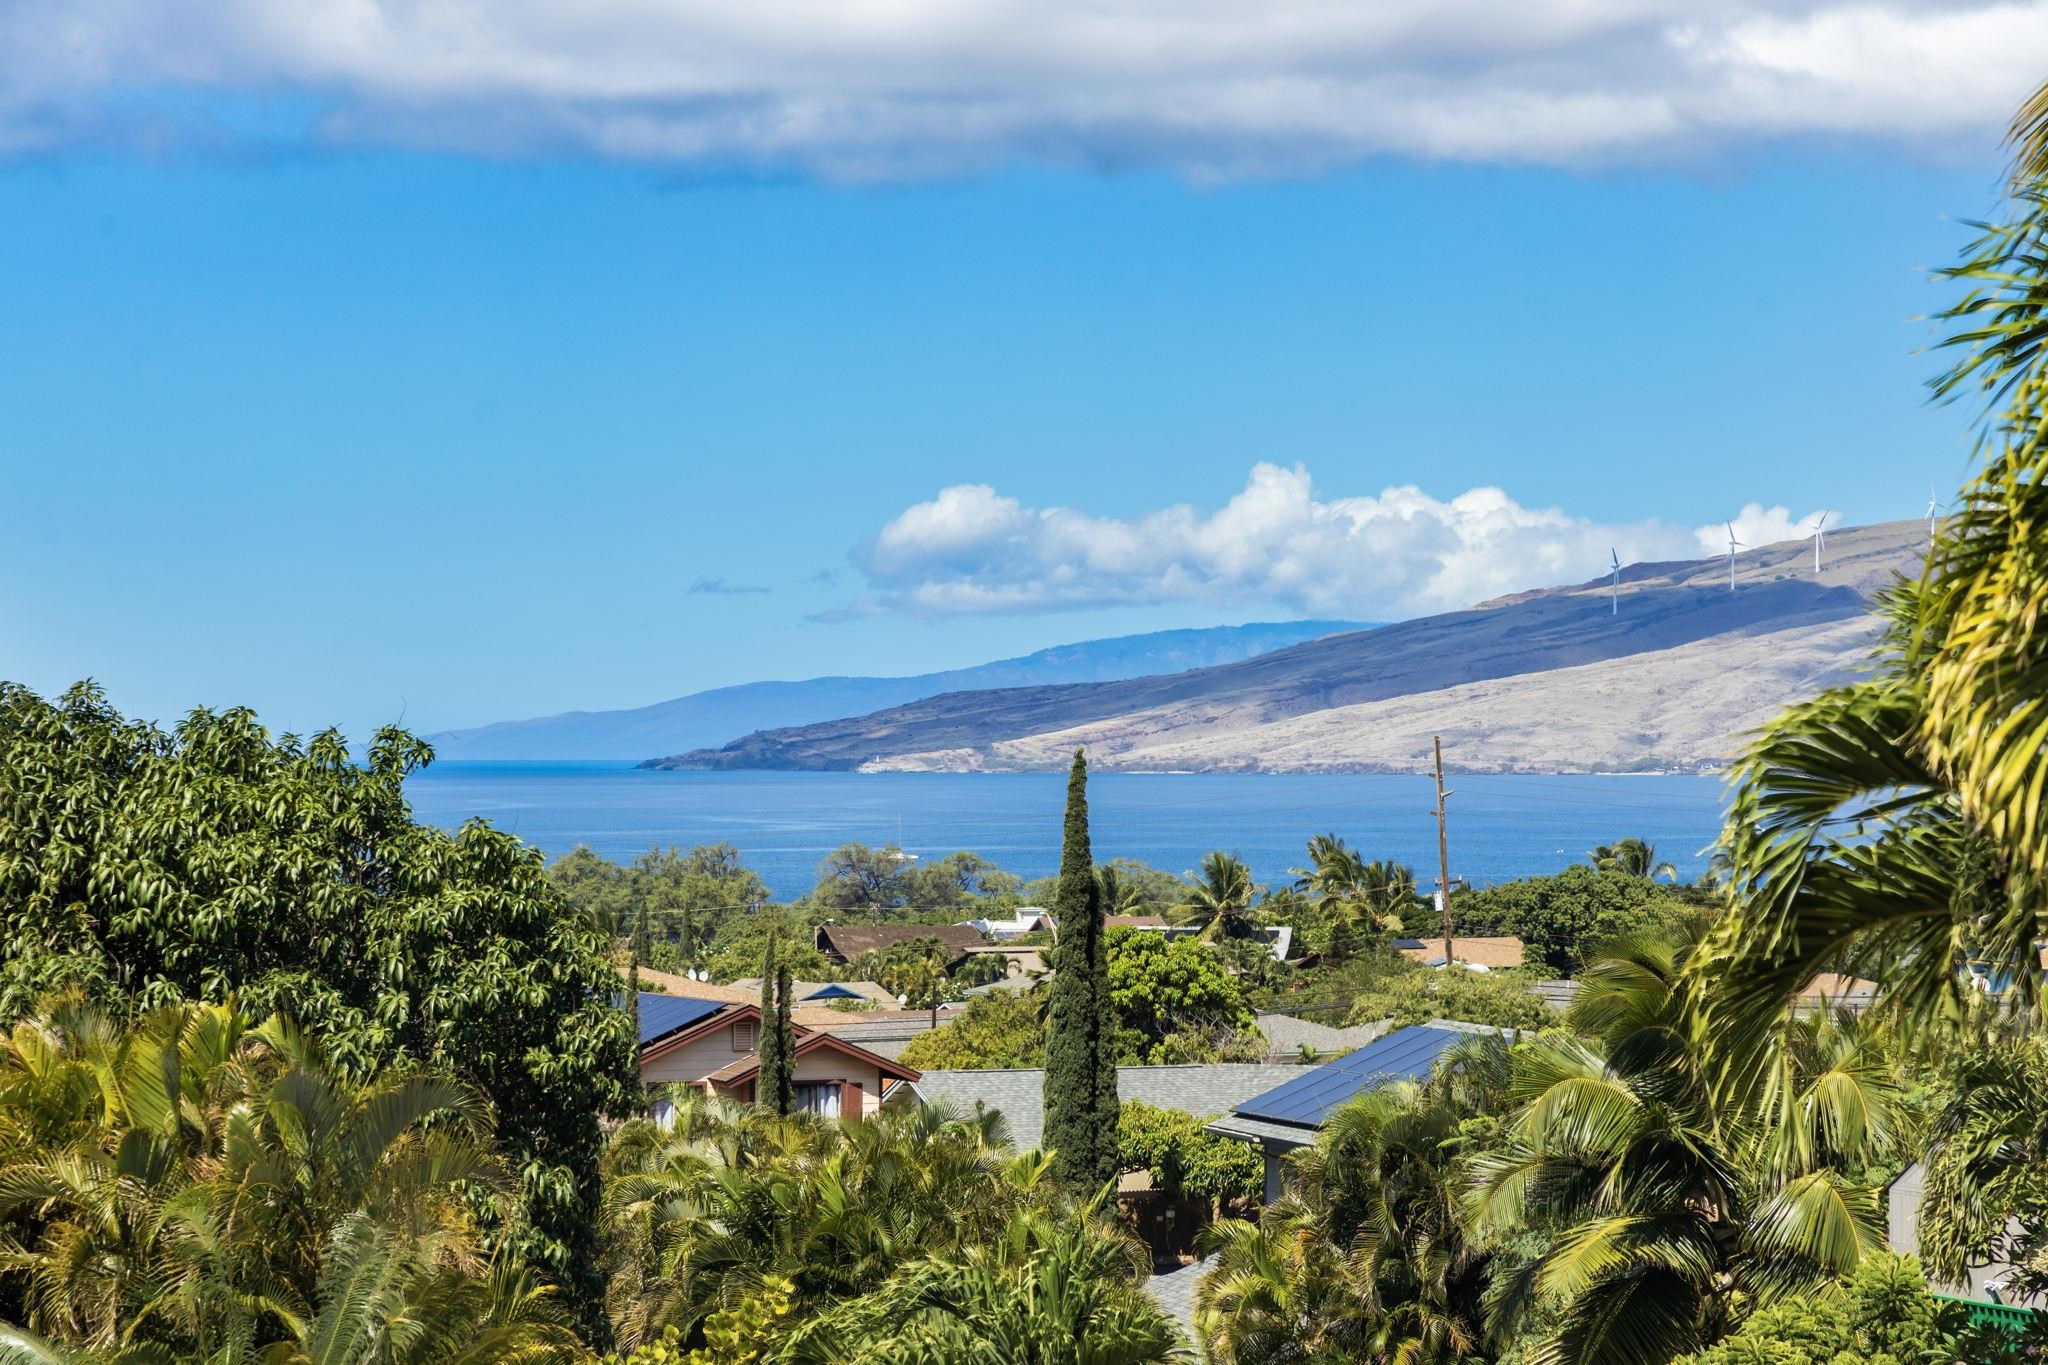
[
  {"x1": 1042, "y1": 749, "x2": 1119, "y2": 1189},
  {"x1": 770, "y1": 962, "x2": 796, "y2": 1116},
  {"x1": 757, "y1": 936, "x2": 788, "y2": 1114}
]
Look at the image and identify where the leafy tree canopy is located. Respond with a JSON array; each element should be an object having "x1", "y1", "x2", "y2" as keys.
[
  {"x1": 1117, "y1": 1101, "x2": 1262, "y2": 1205},
  {"x1": 1456, "y1": 863, "x2": 1705, "y2": 974},
  {"x1": 0, "y1": 682, "x2": 634, "y2": 1332},
  {"x1": 899, "y1": 990, "x2": 1045, "y2": 1070},
  {"x1": 1106, "y1": 926, "x2": 1257, "y2": 1063}
]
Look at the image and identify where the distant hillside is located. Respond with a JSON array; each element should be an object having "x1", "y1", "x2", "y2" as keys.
[
  {"x1": 425, "y1": 620, "x2": 1370, "y2": 760},
  {"x1": 647, "y1": 520, "x2": 1923, "y2": 774}
]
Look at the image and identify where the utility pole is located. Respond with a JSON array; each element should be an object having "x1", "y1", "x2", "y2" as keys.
[{"x1": 1432, "y1": 736, "x2": 1454, "y2": 968}]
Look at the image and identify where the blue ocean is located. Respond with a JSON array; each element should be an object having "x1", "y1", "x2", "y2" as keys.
[{"x1": 403, "y1": 763, "x2": 1731, "y2": 902}]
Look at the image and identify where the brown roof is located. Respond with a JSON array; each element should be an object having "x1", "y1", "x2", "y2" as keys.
[
  {"x1": 1107, "y1": 915, "x2": 1169, "y2": 928},
  {"x1": 1800, "y1": 973, "x2": 1880, "y2": 1000},
  {"x1": 620, "y1": 966, "x2": 759, "y2": 1004},
  {"x1": 1396, "y1": 937, "x2": 1526, "y2": 970},
  {"x1": 817, "y1": 923, "x2": 988, "y2": 961},
  {"x1": 701, "y1": 1029, "x2": 921, "y2": 1085}
]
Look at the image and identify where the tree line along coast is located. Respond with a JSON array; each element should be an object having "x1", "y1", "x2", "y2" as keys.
[{"x1": 12, "y1": 73, "x2": 2048, "y2": 1365}]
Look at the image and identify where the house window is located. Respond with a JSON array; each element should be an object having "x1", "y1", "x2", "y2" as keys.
[
  {"x1": 795, "y1": 1082, "x2": 841, "y2": 1117},
  {"x1": 651, "y1": 1097, "x2": 677, "y2": 1131},
  {"x1": 731, "y1": 1020, "x2": 756, "y2": 1052}
]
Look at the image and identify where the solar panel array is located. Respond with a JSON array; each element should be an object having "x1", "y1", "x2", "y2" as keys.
[
  {"x1": 637, "y1": 993, "x2": 727, "y2": 1045},
  {"x1": 1231, "y1": 1024, "x2": 1467, "y2": 1128}
]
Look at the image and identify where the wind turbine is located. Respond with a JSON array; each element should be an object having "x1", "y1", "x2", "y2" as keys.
[
  {"x1": 1724, "y1": 522, "x2": 1745, "y2": 590},
  {"x1": 1809, "y1": 510, "x2": 1831, "y2": 573},
  {"x1": 1608, "y1": 548, "x2": 1620, "y2": 615},
  {"x1": 1926, "y1": 487, "x2": 1945, "y2": 546}
]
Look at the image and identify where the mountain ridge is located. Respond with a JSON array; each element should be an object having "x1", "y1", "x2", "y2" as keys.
[
  {"x1": 645, "y1": 520, "x2": 1922, "y2": 774},
  {"x1": 423, "y1": 619, "x2": 1370, "y2": 759}
]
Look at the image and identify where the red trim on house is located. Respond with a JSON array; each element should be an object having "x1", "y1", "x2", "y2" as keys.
[{"x1": 700, "y1": 1028, "x2": 922, "y2": 1086}]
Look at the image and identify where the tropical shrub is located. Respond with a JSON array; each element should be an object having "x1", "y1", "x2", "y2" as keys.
[
  {"x1": 1671, "y1": 1252, "x2": 2023, "y2": 1365},
  {"x1": 0, "y1": 994, "x2": 582, "y2": 1363},
  {"x1": 1117, "y1": 1101, "x2": 1262, "y2": 1206},
  {"x1": 1340, "y1": 965, "x2": 1555, "y2": 1032},
  {"x1": 1196, "y1": 1067, "x2": 1502, "y2": 1365}
]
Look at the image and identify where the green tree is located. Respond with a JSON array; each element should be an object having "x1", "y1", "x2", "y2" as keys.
[
  {"x1": 1175, "y1": 851, "x2": 1260, "y2": 944},
  {"x1": 0, "y1": 685, "x2": 633, "y2": 1337},
  {"x1": 756, "y1": 939, "x2": 794, "y2": 1117},
  {"x1": 810, "y1": 843, "x2": 912, "y2": 917},
  {"x1": 704, "y1": 904, "x2": 831, "y2": 984},
  {"x1": 1470, "y1": 925, "x2": 1905, "y2": 1365},
  {"x1": 1106, "y1": 927, "x2": 1257, "y2": 1063},
  {"x1": 901, "y1": 990, "x2": 1046, "y2": 1070},
  {"x1": 1042, "y1": 751, "x2": 1119, "y2": 1192},
  {"x1": 1197, "y1": 1077, "x2": 1496, "y2": 1365},
  {"x1": 899, "y1": 851, "x2": 1026, "y2": 913},
  {"x1": 1587, "y1": 836, "x2": 1678, "y2": 881},
  {"x1": 1457, "y1": 864, "x2": 1699, "y2": 974}
]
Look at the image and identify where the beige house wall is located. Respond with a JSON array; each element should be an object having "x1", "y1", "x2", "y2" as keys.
[{"x1": 641, "y1": 1019, "x2": 762, "y2": 1086}]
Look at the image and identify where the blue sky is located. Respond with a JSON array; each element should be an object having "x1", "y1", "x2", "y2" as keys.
[{"x1": 0, "y1": 2, "x2": 2037, "y2": 738}]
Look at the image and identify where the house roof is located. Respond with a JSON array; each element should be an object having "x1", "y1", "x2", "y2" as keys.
[
  {"x1": 1106, "y1": 915, "x2": 1169, "y2": 928},
  {"x1": 1801, "y1": 973, "x2": 1880, "y2": 1000},
  {"x1": 624, "y1": 966, "x2": 758, "y2": 1004},
  {"x1": 816, "y1": 923, "x2": 989, "y2": 961},
  {"x1": 908, "y1": 1063, "x2": 1305, "y2": 1151},
  {"x1": 1395, "y1": 936, "x2": 1525, "y2": 969},
  {"x1": 641, "y1": 1002, "x2": 761, "y2": 1064},
  {"x1": 1253, "y1": 1012, "x2": 1390, "y2": 1057},
  {"x1": 732, "y1": 977, "x2": 900, "y2": 1008},
  {"x1": 702, "y1": 1028, "x2": 921, "y2": 1086},
  {"x1": 636, "y1": 993, "x2": 729, "y2": 1047},
  {"x1": 1212, "y1": 1021, "x2": 1504, "y2": 1142}
]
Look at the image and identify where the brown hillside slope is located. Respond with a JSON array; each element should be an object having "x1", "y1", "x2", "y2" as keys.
[{"x1": 647, "y1": 519, "x2": 1922, "y2": 774}]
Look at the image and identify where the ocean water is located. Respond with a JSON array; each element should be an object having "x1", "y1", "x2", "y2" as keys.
[{"x1": 402, "y1": 763, "x2": 1732, "y2": 902}]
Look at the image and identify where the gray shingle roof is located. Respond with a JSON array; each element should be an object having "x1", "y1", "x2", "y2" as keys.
[
  {"x1": 1144, "y1": 1256, "x2": 1212, "y2": 1346},
  {"x1": 1253, "y1": 1012, "x2": 1390, "y2": 1057},
  {"x1": 908, "y1": 1063, "x2": 1306, "y2": 1151}
]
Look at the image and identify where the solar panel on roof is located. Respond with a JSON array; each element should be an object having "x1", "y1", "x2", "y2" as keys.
[
  {"x1": 1231, "y1": 1025, "x2": 1468, "y2": 1128},
  {"x1": 637, "y1": 993, "x2": 726, "y2": 1046},
  {"x1": 804, "y1": 983, "x2": 865, "y2": 1001},
  {"x1": 1392, "y1": 938, "x2": 1426, "y2": 950}
]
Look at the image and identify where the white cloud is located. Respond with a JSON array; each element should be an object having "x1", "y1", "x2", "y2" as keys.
[
  {"x1": 844, "y1": 462, "x2": 1783, "y2": 618},
  {"x1": 2, "y1": 1, "x2": 2045, "y2": 175},
  {"x1": 1693, "y1": 501, "x2": 1826, "y2": 554}
]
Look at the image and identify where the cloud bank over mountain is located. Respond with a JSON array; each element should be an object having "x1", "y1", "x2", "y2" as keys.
[
  {"x1": 843, "y1": 463, "x2": 1818, "y2": 618},
  {"x1": 5, "y1": 1, "x2": 2046, "y2": 175}
]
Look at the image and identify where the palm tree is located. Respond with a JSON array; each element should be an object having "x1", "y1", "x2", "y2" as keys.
[
  {"x1": 1196, "y1": 1079, "x2": 1491, "y2": 1364},
  {"x1": 1292, "y1": 838, "x2": 1416, "y2": 944},
  {"x1": 1698, "y1": 80, "x2": 2048, "y2": 1045},
  {"x1": 1176, "y1": 852, "x2": 1260, "y2": 944},
  {"x1": 786, "y1": 1196, "x2": 1184, "y2": 1363},
  {"x1": 1469, "y1": 925, "x2": 1903, "y2": 1365},
  {"x1": 1915, "y1": 1038, "x2": 2048, "y2": 1302},
  {"x1": 0, "y1": 995, "x2": 578, "y2": 1363},
  {"x1": 599, "y1": 1092, "x2": 1049, "y2": 1350},
  {"x1": 1587, "y1": 837, "x2": 1677, "y2": 881}
]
